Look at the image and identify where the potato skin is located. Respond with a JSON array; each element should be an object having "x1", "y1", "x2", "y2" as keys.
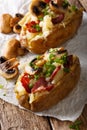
[
  {"x1": 15, "y1": 56, "x2": 80, "y2": 112},
  {"x1": 20, "y1": 10, "x2": 83, "y2": 54}
]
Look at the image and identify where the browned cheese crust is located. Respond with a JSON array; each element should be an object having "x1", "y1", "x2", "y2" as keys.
[
  {"x1": 28, "y1": 11, "x2": 83, "y2": 54},
  {"x1": 15, "y1": 56, "x2": 80, "y2": 112}
]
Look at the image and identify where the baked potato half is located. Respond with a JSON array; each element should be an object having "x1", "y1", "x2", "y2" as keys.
[
  {"x1": 15, "y1": 47, "x2": 80, "y2": 112},
  {"x1": 19, "y1": 0, "x2": 83, "y2": 54}
]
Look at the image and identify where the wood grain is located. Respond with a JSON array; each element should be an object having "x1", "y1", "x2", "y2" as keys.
[
  {"x1": 0, "y1": 98, "x2": 87, "y2": 130},
  {"x1": 50, "y1": 104, "x2": 87, "y2": 130},
  {"x1": 0, "y1": 99, "x2": 51, "y2": 130}
]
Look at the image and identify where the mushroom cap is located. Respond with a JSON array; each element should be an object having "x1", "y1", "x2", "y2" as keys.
[
  {"x1": 4, "y1": 38, "x2": 25, "y2": 59},
  {"x1": 0, "y1": 68, "x2": 18, "y2": 79},
  {"x1": 0, "y1": 14, "x2": 13, "y2": 34}
]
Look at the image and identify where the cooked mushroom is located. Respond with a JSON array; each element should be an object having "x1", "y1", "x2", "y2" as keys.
[
  {"x1": 3, "y1": 38, "x2": 26, "y2": 59},
  {"x1": 10, "y1": 13, "x2": 24, "y2": 34},
  {"x1": 13, "y1": 24, "x2": 21, "y2": 34},
  {"x1": 0, "y1": 14, "x2": 13, "y2": 34},
  {"x1": 49, "y1": 0, "x2": 69, "y2": 13},
  {"x1": 0, "y1": 57, "x2": 19, "y2": 79},
  {"x1": 10, "y1": 13, "x2": 24, "y2": 27},
  {"x1": 29, "y1": 0, "x2": 46, "y2": 16}
]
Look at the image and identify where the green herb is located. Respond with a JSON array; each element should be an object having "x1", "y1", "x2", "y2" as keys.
[
  {"x1": 49, "y1": 48, "x2": 57, "y2": 53},
  {"x1": 0, "y1": 84, "x2": 4, "y2": 89},
  {"x1": 3, "y1": 93, "x2": 6, "y2": 96},
  {"x1": 29, "y1": 83, "x2": 33, "y2": 89},
  {"x1": 63, "y1": 67, "x2": 70, "y2": 72},
  {"x1": 69, "y1": 120, "x2": 82, "y2": 130},
  {"x1": 34, "y1": 75, "x2": 39, "y2": 80},
  {"x1": 63, "y1": 0, "x2": 69, "y2": 8},
  {"x1": 29, "y1": 62, "x2": 33, "y2": 67},
  {"x1": 36, "y1": 55, "x2": 41, "y2": 60},
  {"x1": 72, "y1": 5, "x2": 78, "y2": 11},
  {"x1": 38, "y1": 17, "x2": 43, "y2": 21},
  {"x1": 43, "y1": 61, "x2": 56, "y2": 77},
  {"x1": 35, "y1": 24, "x2": 41, "y2": 32},
  {"x1": 49, "y1": 53, "x2": 55, "y2": 60},
  {"x1": 42, "y1": 5, "x2": 49, "y2": 16},
  {"x1": 54, "y1": 54, "x2": 67, "y2": 64},
  {"x1": 42, "y1": 10, "x2": 49, "y2": 15},
  {"x1": 29, "y1": 62, "x2": 38, "y2": 70}
]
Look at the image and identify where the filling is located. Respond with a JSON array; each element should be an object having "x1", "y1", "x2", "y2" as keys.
[
  {"x1": 19, "y1": 47, "x2": 73, "y2": 95},
  {"x1": 19, "y1": 0, "x2": 78, "y2": 44}
]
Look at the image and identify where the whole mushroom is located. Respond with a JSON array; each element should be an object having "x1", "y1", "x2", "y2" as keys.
[
  {"x1": 3, "y1": 38, "x2": 26, "y2": 59},
  {"x1": 0, "y1": 14, "x2": 13, "y2": 34}
]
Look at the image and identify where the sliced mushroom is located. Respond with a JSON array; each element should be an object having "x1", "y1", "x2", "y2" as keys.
[
  {"x1": 0, "y1": 57, "x2": 19, "y2": 79},
  {"x1": 49, "y1": 0, "x2": 68, "y2": 13},
  {"x1": 10, "y1": 13, "x2": 24, "y2": 27},
  {"x1": 13, "y1": 24, "x2": 21, "y2": 34},
  {"x1": 0, "y1": 13, "x2": 24, "y2": 34},
  {"x1": 29, "y1": 0, "x2": 47, "y2": 16},
  {"x1": 3, "y1": 38, "x2": 26, "y2": 59},
  {"x1": 0, "y1": 56, "x2": 7, "y2": 64},
  {"x1": 0, "y1": 14, "x2": 13, "y2": 34},
  {"x1": 10, "y1": 13, "x2": 24, "y2": 34}
]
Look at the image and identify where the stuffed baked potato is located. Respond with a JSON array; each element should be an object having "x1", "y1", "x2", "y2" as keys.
[
  {"x1": 19, "y1": 0, "x2": 83, "y2": 54},
  {"x1": 15, "y1": 47, "x2": 80, "y2": 112}
]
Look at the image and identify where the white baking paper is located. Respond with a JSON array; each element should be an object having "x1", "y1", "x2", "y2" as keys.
[{"x1": 0, "y1": 0, "x2": 87, "y2": 122}]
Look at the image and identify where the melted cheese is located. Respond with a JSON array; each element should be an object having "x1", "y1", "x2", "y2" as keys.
[
  {"x1": 52, "y1": 68, "x2": 64, "y2": 85},
  {"x1": 15, "y1": 78, "x2": 27, "y2": 96}
]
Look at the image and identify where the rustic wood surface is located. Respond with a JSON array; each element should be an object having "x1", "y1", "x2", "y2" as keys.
[{"x1": 0, "y1": 98, "x2": 87, "y2": 130}]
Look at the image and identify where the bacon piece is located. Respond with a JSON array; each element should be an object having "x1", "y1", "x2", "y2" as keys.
[
  {"x1": 52, "y1": 13, "x2": 64, "y2": 24},
  {"x1": 50, "y1": 66, "x2": 61, "y2": 81},
  {"x1": 21, "y1": 73, "x2": 31, "y2": 93},
  {"x1": 31, "y1": 77, "x2": 47, "y2": 93}
]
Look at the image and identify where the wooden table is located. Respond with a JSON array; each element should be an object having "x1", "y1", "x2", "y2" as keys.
[
  {"x1": 0, "y1": 99, "x2": 87, "y2": 130},
  {"x1": 0, "y1": 1, "x2": 87, "y2": 130}
]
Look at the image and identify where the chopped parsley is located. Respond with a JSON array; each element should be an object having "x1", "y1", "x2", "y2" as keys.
[
  {"x1": 0, "y1": 84, "x2": 4, "y2": 89},
  {"x1": 29, "y1": 83, "x2": 33, "y2": 89},
  {"x1": 54, "y1": 54, "x2": 67, "y2": 64},
  {"x1": 34, "y1": 75, "x2": 39, "y2": 80},
  {"x1": 49, "y1": 53, "x2": 55, "y2": 60},
  {"x1": 43, "y1": 61, "x2": 56, "y2": 77},
  {"x1": 49, "y1": 48, "x2": 58, "y2": 53},
  {"x1": 33, "y1": 24, "x2": 41, "y2": 32},
  {"x1": 72, "y1": 5, "x2": 78, "y2": 11},
  {"x1": 38, "y1": 17, "x2": 43, "y2": 21},
  {"x1": 62, "y1": 0, "x2": 69, "y2": 8},
  {"x1": 3, "y1": 93, "x2": 6, "y2": 96},
  {"x1": 69, "y1": 120, "x2": 82, "y2": 130},
  {"x1": 42, "y1": 4, "x2": 49, "y2": 16}
]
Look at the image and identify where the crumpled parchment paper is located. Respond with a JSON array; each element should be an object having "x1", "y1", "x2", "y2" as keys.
[{"x1": 0, "y1": 0, "x2": 87, "y2": 122}]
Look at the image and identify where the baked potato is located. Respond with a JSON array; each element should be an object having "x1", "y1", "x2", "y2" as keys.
[
  {"x1": 19, "y1": 0, "x2": 83, "y2": 54},
  {"x1": 15, "y1": 47, "x2": 80, "y2": 112}
]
